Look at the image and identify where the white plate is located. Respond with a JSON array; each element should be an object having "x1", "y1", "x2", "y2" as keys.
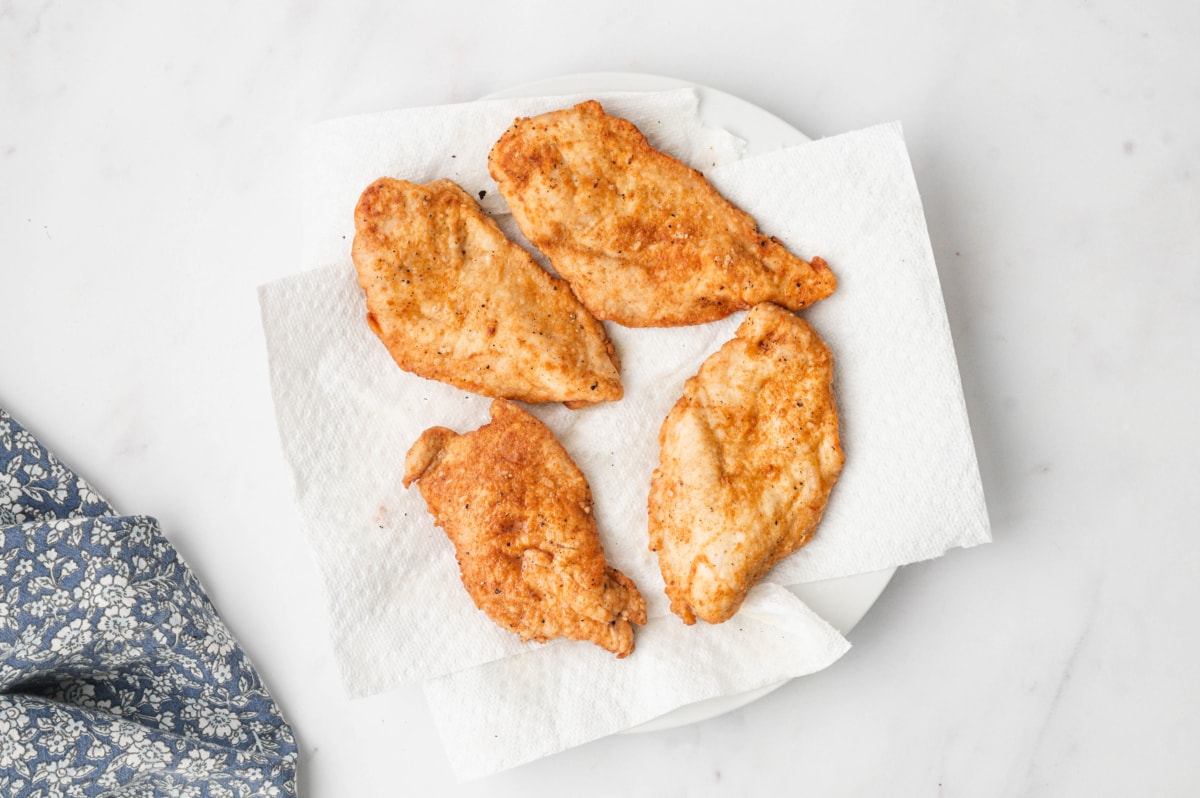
[{"x1": 484, "y1": 73, "x2": 894, "y2": 732}]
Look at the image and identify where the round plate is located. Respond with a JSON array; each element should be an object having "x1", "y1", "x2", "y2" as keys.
[{"x1": 484, "y1": 73, "x2": 894, "y2": 732}]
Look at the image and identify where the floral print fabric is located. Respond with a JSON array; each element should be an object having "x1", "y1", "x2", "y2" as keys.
[{"x1": 1, "y1": 408, "x2": 297, "y2": 796}]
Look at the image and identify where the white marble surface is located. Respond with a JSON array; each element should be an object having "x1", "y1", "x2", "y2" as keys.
[{"x1": 3, "y1": 1, "x2": 1198, "y2": 794}]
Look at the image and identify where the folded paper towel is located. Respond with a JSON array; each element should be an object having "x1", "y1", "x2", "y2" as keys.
[
  {"x1": 259, "y1": 90, "x2": 990, "y2": 776},
  {"x1": 424, "y1": 583, "x2": 849, "y2": 779}
]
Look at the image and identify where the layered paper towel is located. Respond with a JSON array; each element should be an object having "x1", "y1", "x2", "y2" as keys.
[
  {"x1": 425, "y1": 584, "x2": 849, "y2": 779},
  {"x1": 258, "y1": 89, "x2": 991, "y2": 777}
]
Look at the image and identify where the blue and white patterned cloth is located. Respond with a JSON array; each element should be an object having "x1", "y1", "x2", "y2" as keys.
[{"x1": 0, "y1": 407, "x2": 298, "y2": 796}]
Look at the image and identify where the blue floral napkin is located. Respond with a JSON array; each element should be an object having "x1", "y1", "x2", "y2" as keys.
[{"x1": 0, "y1": 407, "x2": 297, "y2": 796}]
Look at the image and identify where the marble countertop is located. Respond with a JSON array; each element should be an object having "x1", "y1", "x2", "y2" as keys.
[{"x1": 3, "y1": 1, "x2": 1197, "y2": 794}]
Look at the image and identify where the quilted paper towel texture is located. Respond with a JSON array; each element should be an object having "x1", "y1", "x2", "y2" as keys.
[
  {"x1": 260, "y1": 105, "x2": 989, "y2": 702},
  {"x1": 418, "y1": 122, "x2": 992, "y2": 777},
  {"x1": 264, "y1": 90, "x2": 751, "y2": 695},
  {"x1": 707, "y1": 122, "x2": 991, "y2": 584},
  {"x1": 424, "y1": 583, "x2": 850, "y2": 779}
]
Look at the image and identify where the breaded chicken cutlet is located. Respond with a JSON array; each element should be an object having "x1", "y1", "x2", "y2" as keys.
[
  {"x1": 352, "y1": 177, "x2": 622, "y2": 407},
  {"x1": 489, "y1": 100, "x2": 836, "y2": 327},
  {"x1": 404, "y1": 399, "x2": 647, "y2": 657},
  {"x1": 648, "y1": 303, "x2": 844, "y2": 625}
]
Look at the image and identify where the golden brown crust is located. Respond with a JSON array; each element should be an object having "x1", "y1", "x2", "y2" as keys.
[
  {"x1": 488, "y1": 100, "x2": 836, "y2": 327},
  {"x1": 648, "y1": 303, "x2": 844, "y2": 624},
  {"x1": 404, "y1": 399, "x2": 647, "y2": 657},
  {"x1": 351, "y1": 177, "x2": 623, "y2": 406}
]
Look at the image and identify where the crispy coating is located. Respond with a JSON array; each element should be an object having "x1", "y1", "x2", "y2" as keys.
[
  {"x1": 488, "y1": 100, "x2": 836, "y2": 327},
  {"x1": 352, "y1": 177, "x2": 622, "y2": 407},
  {"x1": 403, "y1": 399, "x2": 647, "y2": 657},
  {"x1": 648, "y1": 303, "x2": 844, "y2": 625}
]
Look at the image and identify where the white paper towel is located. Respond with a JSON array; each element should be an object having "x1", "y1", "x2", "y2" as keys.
[
  {"x1": 299, "y1": 89, "x2": 746, "y2": 274},
  {"x1": 262, "y1": 91, "x2": 752, "y2": 694},
  {"x1": 708, "y1": 122, "x2": 992, "y2": 585},
  {"x1": 424, "y1": 584, "x2": 849, "y2": 779},
  {"x1": 258, "y1": 92, "x2": 991, "y2": 776},
  {"x1": 411, "y1": 122, "x2": 992, "y2": 775}
]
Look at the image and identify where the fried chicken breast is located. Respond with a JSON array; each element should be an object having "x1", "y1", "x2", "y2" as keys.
[
  {"x1": 488, "y1": 100, "x2": 836, "y2": 327},
  {"x1": 403, "y1": 399, "x2": 647, "y2": 657},
  {"x1": 648, "y1": 303, "x2": 844, "y2": 625},
  {"x1": 352, "y1": 177, "x2": 622, "y2": 407}
]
